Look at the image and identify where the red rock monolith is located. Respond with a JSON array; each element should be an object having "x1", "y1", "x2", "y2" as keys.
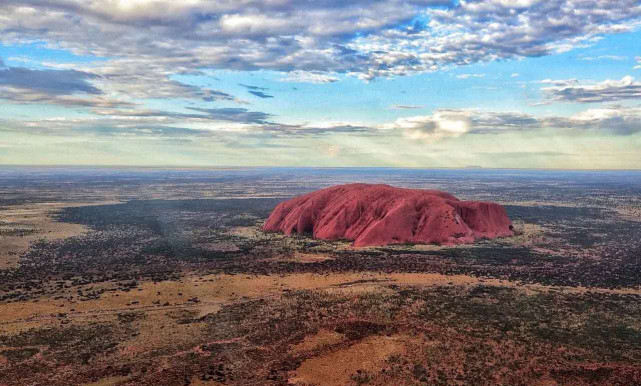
[{"x1": 263, "y1": 183, "x2": 514, "y2": 247}]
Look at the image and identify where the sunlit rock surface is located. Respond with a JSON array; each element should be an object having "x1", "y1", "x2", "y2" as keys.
[{"x1": 263, "y1": 183, "x2": 514, "y2": 247}]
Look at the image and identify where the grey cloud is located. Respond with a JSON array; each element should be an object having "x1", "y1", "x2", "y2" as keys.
[
  {"x1": 473, "y1": 151, "x2": 574, "y2": 158},
  {"x1": 1, "y1": 111, "x2": 375, "y2": 142},
  {"x1": 259, "y1": 123, "x2": 373, "y2": 137},
  {"x1": 221, "y1": 139, "x2": 299, "y2": 150},
  {"x1": 355, "y1": 0, "x2": 641, "y2": 79},
  {"x1": 0, "y1": 63, "x2": 134, "y2": 108},
  {"x1": 0, "y1": 88, "x2": 135, "y2": 108},
  {"x1": 546, "y1": 106, "x2": 641, "y2": 135},
  {"x1": 92, "y1": 106, "x2": 274, "y2": 125},
  {"x1": 248, "y1": 90, "x2": 274, "y2": 99},
  {"x1": 388, "y1": 104, "x2": 425, "y2": 110},
  {"x1": 187, "y1": 107, "x2": 273, "y2": 124},
  {"x1": 470, "y1": 112, "x2": 540, "y2": 133},
  {"x1": 48, "y1": 59, "x2": 241, "y2": 103},
  {"x1": 2, "y1": 0, "x2": 638, "y2": 81},
  {"x1": 541, "y1": 76, "x2": 641, "y2": 103},
  {"x1": 201, "y1": 89, "x2": 238, "y2": 102},
  {"x1": 388, "y1": 106, "x2": 641, "y2": 141},
  {"x1": 1, "y1": 117, "x2": 220, "y2": 139},
  {"x1": 392, "y1": 109, "x2": 539, "y2": 140},
  {"x1": 77, "y1": 125, "x2": 217, "y2": 138},
  {"x1": 0, "y1": 65, "x2": 101, "y2": 95},
  {"x1": 7, "y1": 104, "x2": 641, "y2": 148},
  {"x1": 239, "y1": 84, "x2": 269, "y2": 91}
]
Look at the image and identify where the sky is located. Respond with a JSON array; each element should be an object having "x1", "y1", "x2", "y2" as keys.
[{"x1": 1, "y1": 0, "x2": 641, "y2": 169}]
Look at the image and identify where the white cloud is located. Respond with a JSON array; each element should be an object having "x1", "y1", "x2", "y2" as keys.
[
  {"x1": 388, "y1": 104, "x2": 425, "y2": 110},
  {"x1": 381, "y1": 104, "x2": 641, "y2": 142},
  {"x1": 579, "y1": 55, "x2": 626, "y2": 61},
  {"x1": 279, "y1": 71, "x2": 339, "y2": 84},
  {"x1": 0, "y1": 0, "x2": 640, "y2": 82},
  {"x1": 384, "y1": 110, "x2": 473, "y2": 141},
  {"x1": 456, "y1": 73, "x2": 485, "y2": 79},
  {"x1": 350, "y1": 0, "x2": 641, "y2": 79}
]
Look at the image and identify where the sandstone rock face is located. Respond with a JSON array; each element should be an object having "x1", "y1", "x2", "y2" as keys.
[{"x1": 263, "y1": 183, "x2": 514, "y2": 247}]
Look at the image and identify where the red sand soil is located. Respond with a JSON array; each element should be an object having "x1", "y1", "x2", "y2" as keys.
[{"x1": 263, "y1": 183, "x2": 514, "y2": 247}]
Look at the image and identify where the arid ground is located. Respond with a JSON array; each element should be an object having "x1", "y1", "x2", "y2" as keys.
[{"x1": 1, "y1": 167, "x2": 641, "y2": 385}]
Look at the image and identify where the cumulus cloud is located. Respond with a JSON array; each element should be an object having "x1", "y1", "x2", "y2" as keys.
[
  {"x1": 557, "y1": 105, "x2": 641, "y2": 135},
  {"x1": 635, "y1": 57, "x2": 641, "y2": 70},
  {"x1": 3, "y1": 0, "x2": 641, "y2": 161},
  {"x1": 1, "y1": 0, "x2": 639, "y2": 82},
  {"x1": 5, "y1": 104, "x2": 641, "y2": 150},
  {"x1": 386, "y1": 109, "x2": 546, "y2": 141},
  {"x1": 385, "y1": 110, "x2": 473, "y2": 141},
  {"x1": 541, "y1": 76, "x2": 641, "y2": 103},
  {"x1": 384, "y1": 106, "x2": 641, "y2": 141},
  {"x1": 351, "y1": 0, "x2": 641, "y2": 79}
]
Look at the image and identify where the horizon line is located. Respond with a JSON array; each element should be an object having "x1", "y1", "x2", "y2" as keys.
[{"x1": 1, "y1": 164, "x2": 640, "y2": 172}]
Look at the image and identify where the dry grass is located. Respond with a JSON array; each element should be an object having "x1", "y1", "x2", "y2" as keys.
[
  {"x1": 119, "y1": 311, "x2": 206, "y2": 358},
  {"x1": 4, "y1": 269, "x2": 641, "y2": 333},
  {"x1": 3, "y1": 265, "x2": 641, "y2": 385},
  {"x1": 262, "y1": 252, "x2": 335, "y2": 264}
]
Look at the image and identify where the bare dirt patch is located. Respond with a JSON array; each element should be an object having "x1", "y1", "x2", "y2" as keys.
[
  {"x1": 82, "y1": 376, "x2": 130, "y2": 386},
  {"x1": 228, "y1": 225, "x2": 268, "y2": 239},
  {"x1": 289, "y1": 335, "x2": 407, "y2": 386},
  {"x1": 503, "y1": 221, "x2": 547, "y2": 246},
  {"x1": 290, "y1": 329, "x2": 345, "y2": 354},
  {"x1": 0, "y1": 202, "x2": 117, "y2": 269},
  {"x1": 613, "y1": 205, "x2": 641, "y2": 222}
]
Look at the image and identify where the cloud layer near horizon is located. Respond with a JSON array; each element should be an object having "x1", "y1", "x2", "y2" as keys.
[{"x1": 1, "y1": 0, "x2": 641, "y2": 168}]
